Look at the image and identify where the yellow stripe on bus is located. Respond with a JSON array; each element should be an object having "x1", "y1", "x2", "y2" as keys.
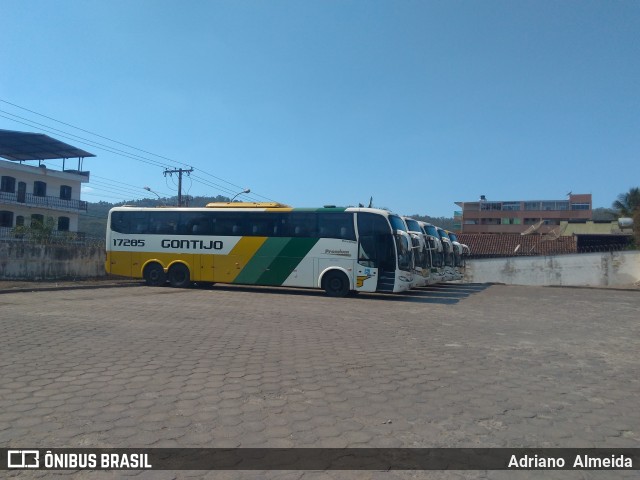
[
  {"x1": 265, "y1": 207, "x2": 293, "y2": 212},
  {"x1": 107, "y1": 236, "x2": 269, "y2": 283},
  {"x1": 203, "y1": 236, "x2": 268, "y2": 283}
]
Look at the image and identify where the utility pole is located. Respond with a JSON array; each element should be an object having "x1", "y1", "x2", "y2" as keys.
[{"x1": 163, "y1": 167, "x2": 193, "y2": 206}]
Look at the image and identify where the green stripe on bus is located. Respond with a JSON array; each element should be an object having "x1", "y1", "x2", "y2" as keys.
[
  {"x1": 233, "y1": 237, "x2": 291, "y2": 285},
  {"x1": 255, "y1": 237, "x2": 319, "y2": 286}
]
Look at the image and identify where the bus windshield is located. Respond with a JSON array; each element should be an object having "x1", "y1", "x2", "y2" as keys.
[
  {"x1": 405, "y1": 219, "x2": 422, "y2": 232},
  {"x1": 389, "y1": 215, "x2": 407, "y2": 232},
  {"x1": 424, "y1": 224, "x2": 438, "y2": 237}
]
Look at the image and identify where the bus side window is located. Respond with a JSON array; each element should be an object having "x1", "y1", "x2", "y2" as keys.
[
  {"x1": 111, "y1": 212, "x2": 128, "y2": 233},
  {"x1": 213, "y1": 213, "x2": 237, "y2": 236},
  {"x1": 290, "y1": 213, "x2": 316, "y2": 237},
  {"x1": 239, "y1": 213, "x2": 268, "y2": 237},
  {"x1": 272, "y1": 215, "x2": 288, "y2": 236},
  {"x1": 131, "y1": 212, "x2": 149, "y2": 234},
  {"x1": 251, "y1": 222, "x2": 268, "y2": 236},
  {"x1": 180, "y1": 212, "x2": 211, "y2": 235},
  {"x1": 336, "y1": 214, "x2": 356, "y2": 240},
  {"x1": 194, "y1": 219, "x2": 212, "y2": 235}
]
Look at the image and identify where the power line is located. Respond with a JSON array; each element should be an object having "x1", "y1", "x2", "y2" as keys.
[
  {"x1": 0, "y1": 111, "x2": 171, "y2": 169},
  {"x1": 88, "y1": 181, "x2": 154, "y2": 198},
  {"x1": 0, "y1": 98, "x2": 191, "y2": 169},
  {"x1": 1, "y1": 112, "x2": 231, "y2": 200},
  {"x1": 0, "y1": 98, "x2": 279, "y2": 202},
  {"x1": 91, "y1": 174, "x2": 173, "y2": 196},
  {"x1": 82, "y1": 191, "x2": 136, "y2": 202},
  {"x1": 190, "y1": 174, "x2": 255, "y2": 199}
]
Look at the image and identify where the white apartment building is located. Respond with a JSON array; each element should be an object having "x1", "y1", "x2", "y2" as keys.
[{"x1": 0, "y1": 129, "x2": 94, "y2": 236}]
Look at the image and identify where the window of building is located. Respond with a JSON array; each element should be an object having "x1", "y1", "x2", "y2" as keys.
[
  {"x1": 17, "y1": 182, "x2": 26, "y2": 202},
  {"x1": 58, "y1": 217, "x2": 70, "y2": 231},
  {"x1": 480, "y1": 218, "x2": 500, "y2": 225},
  {"x1": 480, "y1": 202, "x2": 502, "y2": 211},
  {"x1": 60, "y1": 185, "x2": 72, "y2": 200},
  {"x1": 33, "y1": 181, "x2": 47, "y2": 197},
  {"x1": 1, "y1": 176, "x2": 16, "y2": 193},
  {"x1": 571, "y1": 203, "x2": 590, "y2": 210},
  {"x1": 502, "y1": 202, "x2": 521, "y2": 211},
  {"x1": 500, "y1": 218, "x2": 522, "y2": 225},
  {"x1": 0, "y1": 210, "x2": 14, "y2": 227},
  {"x1": 541, "y1": 201, "x2": 569, "y2": 211},
  {"x1": 31, "y1": 214, "x2": 44, "y2": 226},
  {"x1": 524, "y1": 202, "x2": 541, "y2": 210}
]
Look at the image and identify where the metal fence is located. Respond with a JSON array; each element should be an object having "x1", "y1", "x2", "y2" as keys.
[
  {"x1": 465, "y1": 242, "x2": 633, "y2": 259},
  {"x1": 0, "y1": 226, "x2": 104, "y2": 247}
]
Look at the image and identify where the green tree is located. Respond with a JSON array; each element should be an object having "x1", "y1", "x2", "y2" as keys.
[
  {"x1": 12, "y1": 216, "x2": 56, "y2": 243},
  {"x1": 612, "y1": 187, "x2": 640, "y2": 218},
  {"x1": 612, "y1": 187, "x2": 640, "y2": 248},
  {"x1": 591, "y1": 207, "x2": 617, "y2": 221}
]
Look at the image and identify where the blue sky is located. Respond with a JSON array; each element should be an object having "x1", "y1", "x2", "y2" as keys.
[{"x1": 1, "y1": 0, "x2": 638, "y2": 217}]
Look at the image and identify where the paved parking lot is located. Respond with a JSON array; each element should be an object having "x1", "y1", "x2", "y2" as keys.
[{"x1": 1, "y1": 283, "x2": 639, "y2": 479}]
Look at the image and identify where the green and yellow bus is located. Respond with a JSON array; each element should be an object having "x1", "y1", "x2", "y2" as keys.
[{"x1": 105, "y1": 203, "x2": 414, "y2": 296}]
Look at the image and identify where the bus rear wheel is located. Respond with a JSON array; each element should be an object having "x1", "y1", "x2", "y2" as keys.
[
  {"x1": 322, "y1": 270, "x2": 350, "y2": 297},
  {"x1": 168, "y1": 264, "x2": 191, "y2": 288},
  {"x1": 143, "y1": 263, "x2": 166, "y2": 286}
]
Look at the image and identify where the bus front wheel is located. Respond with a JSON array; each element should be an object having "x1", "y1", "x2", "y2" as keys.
[
  {"x1": 322, "y1": 271, "x2": 350, "y2": 297},
  {"x1": 143, "y1": 263, "x2": 166, "y2": 286},
  {"x1": 168, "y1": 264, "x2": 191, "y2": 288}
]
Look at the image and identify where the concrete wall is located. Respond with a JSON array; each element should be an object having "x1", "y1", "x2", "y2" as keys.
[
  {"x1": 2, "y1": 240, "x2": 638, "y2": 287},
  {"x1": 0, "y1": 240, "x2": 106, "y2": 280},
  {"x1": 464, "y1": 250, "x2": 640, "y2": 287}
]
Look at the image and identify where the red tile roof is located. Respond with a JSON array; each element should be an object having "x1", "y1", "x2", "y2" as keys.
[{"x1": 457, "y1": 234, "x2": 577, "y2": 257}]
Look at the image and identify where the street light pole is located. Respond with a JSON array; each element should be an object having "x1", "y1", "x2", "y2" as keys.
[
  {"x1": 230, "y1": 188, "x2": 251, "y2": 202},
  {"x1": 144, "y1": 186, "x2": 164, "y2": 206}
]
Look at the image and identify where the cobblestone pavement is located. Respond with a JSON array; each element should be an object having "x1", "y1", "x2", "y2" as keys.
[{"x1": 1, "y1": 283, "x2": 639, "y2": 479}]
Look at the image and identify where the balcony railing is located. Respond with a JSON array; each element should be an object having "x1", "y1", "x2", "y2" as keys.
[{"x1": 0, "y1": 190, "x2": 88, "y2": 212}]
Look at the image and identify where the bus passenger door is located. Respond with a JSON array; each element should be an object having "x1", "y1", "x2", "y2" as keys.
[
  {"x1": 355, "y1": 235, "x2": 380, "y2": 292},
  {"x1": 355, "y1": 264, "x2": 377, "y2": 292}
]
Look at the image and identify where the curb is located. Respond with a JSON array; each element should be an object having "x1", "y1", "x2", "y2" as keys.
[{"x1": 0, "y1": 281, "x2": 143, "y2": 295}]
